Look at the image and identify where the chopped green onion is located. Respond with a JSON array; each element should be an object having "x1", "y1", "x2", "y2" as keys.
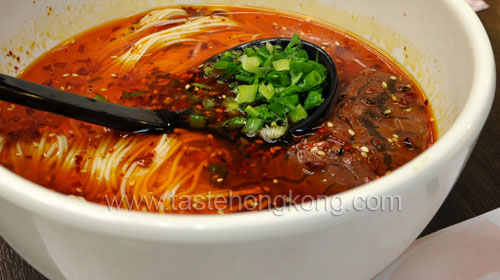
[
  {"x1": 268, "y1": 102, "x2": 288, "y2": 117},
  {"x1": 188, "y1": 114, "x2": 207, "y2": 129},
  {"x1": 223, "y1": 98, "x2": 240, "y2": 114},
  {"x1": 265, "y1": 42, "x2": 274, "y2": 54},
  {"x1": 203, "y1": 66, "x2": 216, "y2": 77},
  {"x1": 243, "y1": 117, "x2": 264, "y2": 134},
  {"x1": 236, "y1": 84, "x2": 258, "y2": 104},
  {"x1": 291, "y1": 72, "x2": 303, "y2": 86},
  {"x1": 258, "y1": 83, "x2": 275, "y2": 100},
  {"x1": 93, "y1": 94, "x2": 107, "y2": 102},
  {"x1": 254, "y1": 105, "x2": 275, "y2": 121},
  {"x1": 202, "y1": 98, "x2": 215, "y2": 110},
  {"x1": 272, "y1": 58, "x2": 290, "y2": 71},
  {"x1": 302, "y1": 70, "x2": 324, "y2": 90},
  {"x1": 235, "y1": 74, "x2": 255, "y2": 84},
  {"x1": 240, "y1": 55, "x2": 262, "y2": 74},
  {"x1": 304, "y1": 90, "x2": 324, "y2": 110},
  {"x1": 261, "y1": 121, "x2": 288, "y2": 140},
  {"x1": 213, "y1": 60, "x2": 237, "y2": 70},
  {"x1": 192, "y1": 83, "x2": 213, "y2": 90},
  {"x1": 222, "y1": 117, "x2": 246, "y2": 130},
  {"x1": 244, "y1": 105, "x2": 260, "y2": 118},
  {"x1": 289, "y1": 104, "x2": 308, "y2": 122}
]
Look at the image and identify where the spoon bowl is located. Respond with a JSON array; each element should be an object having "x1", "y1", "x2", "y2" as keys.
[{"x1": 210, "y1": 37, "x2": 338, "y2": 137}]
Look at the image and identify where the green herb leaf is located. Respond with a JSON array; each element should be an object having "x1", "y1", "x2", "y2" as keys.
[{"x1": 188, "y1": 114, "x2": 207, "y2": 129}]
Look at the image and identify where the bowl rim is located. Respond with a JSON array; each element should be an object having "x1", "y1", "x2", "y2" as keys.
[{"x1": 0, "y1": 0, "x2": 495, "y2": 242}]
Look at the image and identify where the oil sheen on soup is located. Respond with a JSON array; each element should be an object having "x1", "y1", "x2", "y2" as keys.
[{"x1": 0, "y1": 6, "x2": 436, "y2": 214}]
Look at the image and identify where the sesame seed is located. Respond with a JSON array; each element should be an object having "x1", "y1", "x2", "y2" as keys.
[
  {"x1": 393, "y1": 134, "x2": 399, "y2": 139},
  {"x1": 309, "y1": 147, "x2": 318, "y2": 153},
  {"x1": 101, "y1": 88, "x2": 107, "y2": 91},
  {"x1": 281, "y1": 26, "x2": 287, "y2": 31},
  {"x1": 273, "y1": 179, "x2": 279, "y2": 184},
  {"x1": 317, "y1": 150, "x2": 326, "y2": 156},
  {"x1": 32, "y1": 142, "x2": 39, "y2": 147},
  {"x1": 62, "y1": 73, "x2": 70, "y2": 77},
  {"x1": 110, "y1": 55, "x2": 118, "y2": 59},
  {"x1": 216, "y1": 178, "x2": 224, "y2": 183},
  {"x1": 321, "y1": 46, "x2": 326, "y2": 50},
  {"x1": 185, "y1": 84, "x2": 190, "y2": 90},
  {"x1": 111, "y1": 73, "x2": 117, "y2": 78},
  {"x1": 305, "y1": 18, "x2": 311, "y2": 22},
  {"x1": 381, "y1": 81, "x2": 388, "y2": 88},
  {"x1": 60, "y1": 86, "x2": 65, "y2": 91},
  {"x1": 300, "y1": 31, "x2": 305, "y2": 36},
  {"x1": 322, "y1": 42, "x2": 329, "y2": 46},
  {"x1": 406, "y1": 108, "x2": 412, "y2": 112},
  {"x1": 384, "y1": 109, "x2": 392, "y2": 115},
  {"x1": 360, "y1": 146, "x2": 369, "y2": 152},
  {"x1": 48, "y1": 133, "x2": 56, "y2": 137},
  {"x1": 387, "y1": 138, "x2": 393, "y2": 143},
  {"x1": 390, "y1": 75, "x2": 397, "y2": 80},
  {"x1": 67, "y1": 86, "x2": 72, "y2": 90},
  {"x1": 72, "y1": 73, "x2": 79, "y2": 77},
  {"x1": 361, "y1": 151, "x2": 368, "y2": 158},
  {"x1": 429, "y1": 118, "x2": 435, "y2": 122},
  {"x1": 75, "y1": 187, "x2": 82, "y2": 192},
  {"x1": 222, "y1": 94, "x2": 227, "y2": 99},
  {"x1": 392, "y1": 137, "x2": 398, "y2": 142},
  {"x1": 322, "y1": 178, "x2": 328, "y2": 182},
  {"x1": 327, "y1": 122, "x2": 334, "y2": 128},
  {"x1": 348, "y1": 129, "x2": 355, "y2": 136},
  {"x1": 335, "y1": 41, "x2": 340, "y2": 46},
  {"x1": 391, "y1": 94, "x2": 398, "y2": 101},
  {"x1": 273, "y1": 22, "x2": 278, "y2": 26}
]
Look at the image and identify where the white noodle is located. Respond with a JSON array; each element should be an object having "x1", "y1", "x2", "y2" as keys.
[
  {"x1": 120, "y1": 161, "x2": 139, "y2": 195},
  {"x1": 117, "y1": 15, "x2": 237, "y2": 69},
  {"x1": 137, "y1": 8, "x2": 188, "y2": 31}
]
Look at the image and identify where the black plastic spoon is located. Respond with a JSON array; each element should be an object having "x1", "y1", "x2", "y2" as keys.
[{"x1": 0, "y1": 37, "x2": 338, "y2": 140}]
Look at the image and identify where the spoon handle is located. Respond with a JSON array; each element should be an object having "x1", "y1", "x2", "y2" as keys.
[{"x1": 0, "y1": 74, "x2": 184, "y2": 133}]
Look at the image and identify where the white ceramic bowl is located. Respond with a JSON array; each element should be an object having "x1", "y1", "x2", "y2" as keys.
[{"x1": 0, "y1": 1, "x2": 495, "y2": 279}]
